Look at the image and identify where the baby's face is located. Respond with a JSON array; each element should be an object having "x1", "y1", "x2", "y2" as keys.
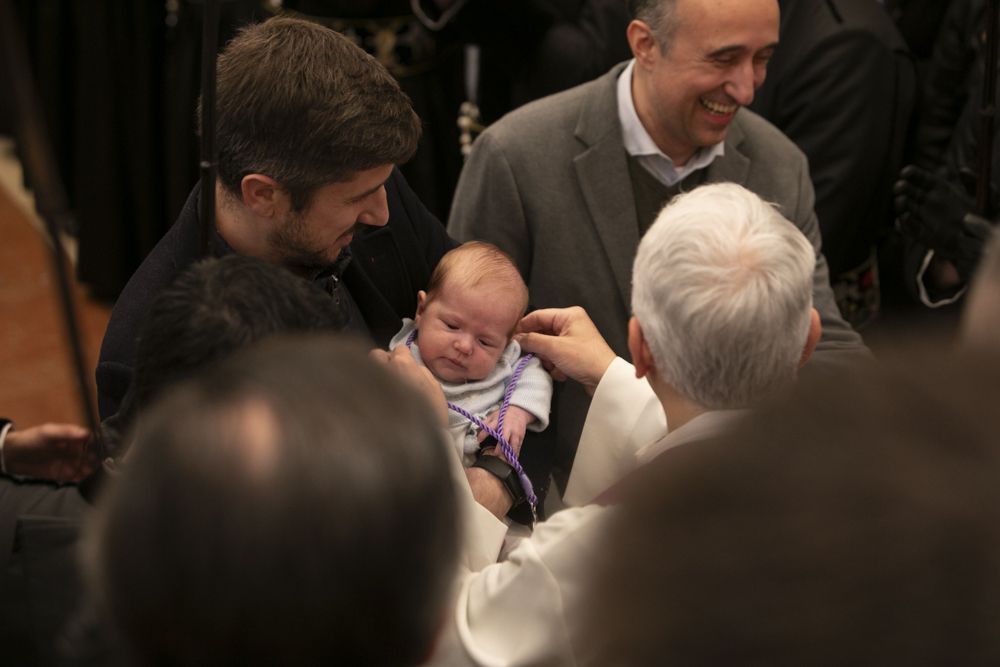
[{"x1": 415, "y1": 282, "x2": 521, "y2": 383}]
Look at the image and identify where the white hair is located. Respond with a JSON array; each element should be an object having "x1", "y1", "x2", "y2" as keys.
[{"x1": 631, "y1": 183, "x2": 815, "y2": 409}]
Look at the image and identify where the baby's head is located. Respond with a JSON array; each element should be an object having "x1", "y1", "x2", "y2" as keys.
[{"x1": 415, "y1": 242, "x2": 529, "y2": 383}]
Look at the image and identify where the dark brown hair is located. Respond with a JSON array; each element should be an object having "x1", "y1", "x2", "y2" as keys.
[
  {"x1": 213, "y1": 16, "x2": 421, "y2": 210},
  {"x1": 627, "y1": 0, "x2": 679, "y2": 48}
]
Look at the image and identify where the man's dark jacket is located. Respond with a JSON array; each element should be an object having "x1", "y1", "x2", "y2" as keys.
[
  {"x1": 0, "y1": 476, "x2": 91, "y2": 664},
  {"x1": 750, "y1": 0, "x2": 915, "y2": 279},
  {"x1": 96, "y1": 168, "x2": 455, "y2": 419}
]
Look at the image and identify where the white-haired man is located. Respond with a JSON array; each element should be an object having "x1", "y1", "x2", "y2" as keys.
[{"x1": 429, "y1": 182, "x2": 822, "y2": 665}]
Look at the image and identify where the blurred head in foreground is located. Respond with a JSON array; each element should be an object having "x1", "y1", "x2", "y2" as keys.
[
  {"x1": 86, "y1": 335, "x2": 459, "y2": 665},
  {"x1": 585, "y1": 348, "x2": 1000, "y2": 666}
]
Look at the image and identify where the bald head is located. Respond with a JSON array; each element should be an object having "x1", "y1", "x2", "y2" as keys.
[{"x1": 961, "y1": 230, "x2": 1000, "y2": 352}]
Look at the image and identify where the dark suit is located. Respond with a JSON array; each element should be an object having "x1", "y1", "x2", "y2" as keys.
[
  {"x1": 750, "y1": 0, "x2": 915, "y2": 315},
  {"x1": 449, "y1": 62, "x2": 868, "y2": 486},
  {"x1": 0, "y1": 476, "x2": 91, "y2": 664},
  {"x1": 96, "y1": 168, "x2": 454, "y2": 420}
]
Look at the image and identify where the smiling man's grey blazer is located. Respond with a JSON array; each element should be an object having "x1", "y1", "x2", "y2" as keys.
[{"x1": 448, "y1": 62, "x2": 868, "y2": 482}]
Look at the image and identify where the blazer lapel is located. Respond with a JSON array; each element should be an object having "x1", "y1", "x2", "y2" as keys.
[{"x1": 573, "y1": 64, "x2": 640, "y2": 310}]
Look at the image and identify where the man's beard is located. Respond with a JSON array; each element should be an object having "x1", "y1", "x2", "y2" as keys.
[{"x1": 269, "y1": 216, "x2": 342, "y2": 277}]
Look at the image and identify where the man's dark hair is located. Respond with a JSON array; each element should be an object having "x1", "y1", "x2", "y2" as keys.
[
  {"x1": 104, "y1": 255, "x2": 341, "y2": 458},
  {"x1": 626, "y1": 0, "x2": 679, "y2": 47},
  {"x1": 213, "y1": 15, "x2": 421, "y2": 210},
  {"x1": 87, "y1": 335, "x2": 459, "y2": 665},
  {"x1": 584, "y1": 347, "x2": 1000, "y2": 665}
]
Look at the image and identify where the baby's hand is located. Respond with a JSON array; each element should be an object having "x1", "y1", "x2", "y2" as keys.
[{"x1": 478, "y1": 406, "x2": 536, "y2": 461}]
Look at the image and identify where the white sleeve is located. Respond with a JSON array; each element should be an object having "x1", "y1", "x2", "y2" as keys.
[
  {"x1": 448, "y1": 435, "x2": 509, "y2": 572},
  {"x1": 430, "y1": 506, "x2": 612, "y2": 666},
  {"x1": 563, "y1": 357, "x2": 665, "y2": 506}
]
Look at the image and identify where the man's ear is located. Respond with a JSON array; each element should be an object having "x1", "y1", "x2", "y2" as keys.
[
  {"x1": 240, "y1": 174, "x2": 286, "y2": 218},
  {"x1": 626, "y1": 19, "x2": 659, "y2": 67},
  {"x1": 798, "y1": 308, "x2": 822, "y2": 368},
  {"x1": 627, "y1": 316, "x2": 656, "y2": 379}
]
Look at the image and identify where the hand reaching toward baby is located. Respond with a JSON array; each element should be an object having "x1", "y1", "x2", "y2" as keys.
[{"x1": 369, "y1": 346, "x2": 449, "y2": 427}]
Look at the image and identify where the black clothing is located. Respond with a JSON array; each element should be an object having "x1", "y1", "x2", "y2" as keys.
[
  {"x1": 96, "y1": 168, "x2": 455, "y2": 420},
  {"x1": 750, "y1": 0, "x2": 915, "y2": 326},
  {"x1": 0, "y1": 476, "x2": 90, "y2": 665},
  {"x1": 884, "y1": 0, "x2": 957, "y2": 63},
  {"x1": 909, "y1": 0, "x2": 987, "y2": 170},
  {"x1": 751, "y1": 0, "x2": 915, "y2": 276}
]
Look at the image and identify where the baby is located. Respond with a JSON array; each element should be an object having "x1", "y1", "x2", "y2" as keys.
[{"x1": 389, "y1": 242, "x2": 552, "y2": 466}]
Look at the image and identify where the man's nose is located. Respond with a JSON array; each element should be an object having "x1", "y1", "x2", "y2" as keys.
[
  {"x1": 358, "y1": 185, "x2": 389, "y2": 227},
  {"x1": 725, "y1": 60, "x2": 757, "y2": 106}
]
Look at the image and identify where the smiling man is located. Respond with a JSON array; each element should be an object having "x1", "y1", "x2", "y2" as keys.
[
  {"x1": 97, "y1": 16, "x2": 454, "y2": 420},
  {"x1": 448, "y1": 0, "x2": 868, "y2": 492}
]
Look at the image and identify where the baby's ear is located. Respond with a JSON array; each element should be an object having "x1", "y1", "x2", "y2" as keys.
[{"x1": 415, "y1": 291, "x2": 428, "y2": 319}]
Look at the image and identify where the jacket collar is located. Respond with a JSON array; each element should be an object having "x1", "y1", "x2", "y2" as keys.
[{"x1": 570, "y1": 63, "x2": 752, "y2": 308}]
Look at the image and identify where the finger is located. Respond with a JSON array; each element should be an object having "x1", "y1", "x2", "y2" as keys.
[
  {"x1": 388, "y1": 346, "x2": 421, "y2": 371},
  {"x1": 893, "y1": 193, "x2": 908, "y2": 217},
  {"x1": 899, "y1": 164, "x2": 930, "y2": 186},
  {"x1": 476, "y1": 411, "x2": 498, "y2": 442},
  {"x1": 500, "y1": 417, "x2": 512, "y2": 442},
  {"x1": 509, "y1": 432, "x2": 524, "y2": 456},
  {"x1": 896, "y1": 187, "x2": 928, "y2": 215},
  {"x1": 516, "y1": 308, "x2": 568, "y2": 335},
  {"x1": 389, "y1": 345, "x2": 417, "y2": 362},
  {"x1": 38, "y1": 423, "x2": 90, "y2": 440},
  {"x1": 514, "y1": 331, "x2": 562, "y2": 358},
  {"x1": 518, "y1": 306, "x2": 590, "y2": 336},
  {"x1": 895, "y1": 177, "x2": 926, "y2": 202},
  {"x1": 368, "y1": 348, "x2": 390, "y2": 363}
]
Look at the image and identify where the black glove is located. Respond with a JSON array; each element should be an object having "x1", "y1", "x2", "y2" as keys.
[{"x1": 894, "y1": 165, "x2": 993, "y2": 280}]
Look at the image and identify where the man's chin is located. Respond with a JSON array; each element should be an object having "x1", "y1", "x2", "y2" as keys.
[{"x1": 697, "y1": 116, "x2": 734, "y2": 143}]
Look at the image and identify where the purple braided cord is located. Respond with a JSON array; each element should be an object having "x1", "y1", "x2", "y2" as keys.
[
  {"x1": 446, "y1": 353, "x2": 537, "y2": 509},
  {"x1": 404, "y1": 330, "x2": 538, "y2": 512},
  {"x1": 496, "y1": 353, "x2": 533, "y2": 442}
]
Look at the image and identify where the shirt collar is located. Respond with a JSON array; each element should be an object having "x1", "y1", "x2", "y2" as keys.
[{"x1": 616, "y1": 59, "x2": 724, "y2": 185}]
